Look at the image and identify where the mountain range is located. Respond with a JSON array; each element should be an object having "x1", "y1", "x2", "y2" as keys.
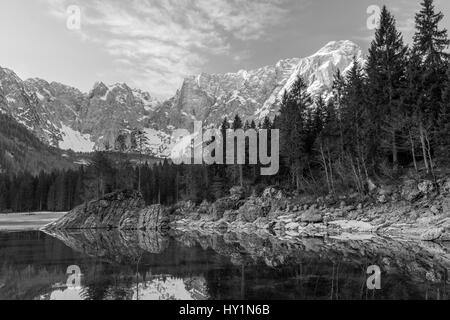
[{"x1": 0, "y1": 40, "x2": 363, "y2": 157}]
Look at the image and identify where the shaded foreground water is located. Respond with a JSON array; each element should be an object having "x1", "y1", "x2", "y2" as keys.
[{"x1": 0, "y1": 228, "x2": 449, "y2": 300}]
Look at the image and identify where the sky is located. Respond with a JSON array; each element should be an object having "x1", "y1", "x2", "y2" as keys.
[{"x1": 0, "y1": 0, "x2": 449, "y2": 99}]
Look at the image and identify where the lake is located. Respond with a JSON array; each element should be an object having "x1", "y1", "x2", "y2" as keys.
[{"x1": 0, "y1": 226, "x2": 449, "y2": 300}]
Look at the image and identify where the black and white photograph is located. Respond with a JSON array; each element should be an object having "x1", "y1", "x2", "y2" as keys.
[{"x1": 0, "y1": 0, "x2": 450, "y2": 307}]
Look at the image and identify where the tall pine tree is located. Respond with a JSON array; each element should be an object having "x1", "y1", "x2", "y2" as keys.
[
  {"x1": 278, "y1": 76, "x2": 312, "y2": 191},
  {"x1": 412, "y1": 0, "x2": 449, "y2": 172},
  {"x1": 366, "y1": 6, "x2": 407, "y2": 169}
]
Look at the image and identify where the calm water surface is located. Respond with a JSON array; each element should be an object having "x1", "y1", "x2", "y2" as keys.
[{"x1": 0, "y1": 229, "x2": 449, "y2": 300}]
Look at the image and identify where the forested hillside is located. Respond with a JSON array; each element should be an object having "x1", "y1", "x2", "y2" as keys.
[{"x1": 0, "y1": 113, "x2": 75, "y2": 175}]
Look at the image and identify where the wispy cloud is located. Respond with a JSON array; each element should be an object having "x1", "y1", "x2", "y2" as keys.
[
  {"x1": 40, "y1": 0, "x2": 294, "y2": 97},
  {"x1": 390, "y1": 0, "x2": 420, "y2": 35}
]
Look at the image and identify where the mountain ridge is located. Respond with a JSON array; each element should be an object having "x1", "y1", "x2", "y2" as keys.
[{"x1": 0, "y1": 40, "x2": 364, "y2": 155}]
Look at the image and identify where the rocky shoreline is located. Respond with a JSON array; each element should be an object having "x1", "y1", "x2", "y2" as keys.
[
  {"x1": 45, "y1": 176, "x2": 450, "y2": 242},
  {"x1": 170, "y1": 178, "x2": 450, "y2": 242}
]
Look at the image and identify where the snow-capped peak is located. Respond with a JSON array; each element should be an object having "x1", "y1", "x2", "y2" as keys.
[{"x1": 1, "y1": 40, "x2": 363, "y2": 157}]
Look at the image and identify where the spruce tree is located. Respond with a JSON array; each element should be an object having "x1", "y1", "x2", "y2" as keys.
[
  {"x1": 342, "y1": 58, "x2": 370, "y2": 191},
  {"x1": 412, "y1": 0, "x2": 449, "y2": 172},
  {"x1": 403, "y1": 50, "x2": 425, "y2": 172},
  {"x1": 131, "y1": 128, "x2": 149, "y2": 193},
  {"x1": 366, "y1": 6, "x2": 407, "y2": 169},
  {"x1": 279, "y1": 76, "x2": 312, "y2": 191},
  {"x1": 413, "y1": 0, "x2": 450, "y2": 68},
  {"x1": 438, "y1": 66, "x2": 450, "y2": 160},
  {"x1": 0, "y1": 174, "x2": 9, "y2": 212}
]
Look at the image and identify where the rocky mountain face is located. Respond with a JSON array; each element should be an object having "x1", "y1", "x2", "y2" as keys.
[
  {"x1": 0, "y1": 40, "x2": 363, "y2": 155},
  {"x1": 0, "y1": 70, "x2": 160, "y2": 152},
  {"x1": 150, "y1": 40, "x2": 363, "y2": 131},
  {"x1": 0, "y1": 68, "x2": 62, "y2": 146}
]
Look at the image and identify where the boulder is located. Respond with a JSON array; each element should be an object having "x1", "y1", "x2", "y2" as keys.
[
  {"x1": 439, "y1": 230, "x2": 450, "y2": 241},
  {"x1": 377, "y1": 194, "x2": 388, "y2": 204},
  {"x1": 137, "y1": 205, "x2": 170, "y2": 231},
  {"x1": 301, "y1": 209, "x2": 324, "y2": 224},
  {"x1": 223, "y1": 210, "x2": 239, "y2": 222},
  {"x1": 443, "y1": 198, "x2": 450, "y2": 214},
  {"x1": 285, "y1": 222, "x2": 300, "y2": 230},
  {"x1": 229, "y1": 186, "x2": 246, "y2": 201},
  {"x1": 267, "y1": 210, "x2": 285, "y2": 220},
  {"x1": 215, "y1": 220, "x2": 229, "y2": 230},
  {"x1": 238, "y1": 200, "x2": 269, "y2": 223},
  {"x1": 421, "y1": 228, "x2": 444, "y2": 241},
  {"x1": 46, "y1": 190, "x2": 146, "y2": 230},
  {"x1": 378, "y1": 185, "x2": 394, "y2": 196},
  {"x1": 442, "y1": 179, "x2": 450, "y2": 193},
  {"x1": 430, "y1": 205, "x2": 441, "y2": 215},
  {"x1": 197, "y1": 200, "x2": 211, "y2": 215},
  {"x1": 274, "y1": 190, "x2": 285, "y2": 200},
  {"x1": 211, "y1": 197, "x2": 236, "y2": 221},
  {"x1": 418, "y1": 180, "x2": 435, "y2": 195},
  {"x1": 262, "y1": 187, "x2": 280, "y2": 198},
  {"x1": 254, "y1": 217, "x2": 271, "y2": 229},
  {"x1": 174, "y1": 200, "x2": 196, "y2": 216},
  {"x1": 401, "y1": 180, "x2": 422, "y2": 201},
  {"x1": 367, "y1": 179, "x2": 377, "y2": 192}
]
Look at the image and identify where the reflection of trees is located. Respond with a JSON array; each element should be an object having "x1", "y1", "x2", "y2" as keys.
[
  {"x1": 0, "y1": 264, "x2": 66, "y2": 300},
  {"x1": 4, "y1": 230, "x2": 450, "y2": 300}
]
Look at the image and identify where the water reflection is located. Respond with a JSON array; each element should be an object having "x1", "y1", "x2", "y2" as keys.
[{"x1": 0, "y1": 230, "x2": 449, "y2": 300}]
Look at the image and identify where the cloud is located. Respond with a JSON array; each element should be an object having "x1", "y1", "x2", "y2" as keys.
[
  {"x1": 40, "y1": 0, "x2": 294, "y2": 97},
  {"x1": 389, "y1": 0, "x2": 421, "y2": 35}
]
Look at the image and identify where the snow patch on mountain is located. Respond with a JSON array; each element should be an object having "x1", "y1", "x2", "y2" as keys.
[
  {"x1": 144, "y1": 128, "x2": 173, "y2": 157},
  {"x1": 58, "y1": 124, "x2": 95, "y2": 153}
]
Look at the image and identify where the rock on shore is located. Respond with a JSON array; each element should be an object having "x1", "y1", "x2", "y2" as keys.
[{"x1": 45, "y1": 190, "x2": 170, "y2": 231}]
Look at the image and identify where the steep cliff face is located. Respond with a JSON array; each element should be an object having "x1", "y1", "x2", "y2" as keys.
[
  {"x1": 81, "y1": 82, "x2": 160, "y2": 149},
  {"x1": 0, "y1": 68, "x2": 61, "y2": 146},
  {"x1": 0, "y1": 69, "x2": 160, "y2": 152},
  {"x1": 1, "y1": 40, "x2": 363, "y2": 156},
  {"x1": 151, "y1": 40, "x2": 364, "y2": 130}
]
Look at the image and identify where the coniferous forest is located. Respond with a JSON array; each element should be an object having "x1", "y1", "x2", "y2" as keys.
[{"x1": 1, "y1": 0, "x2": 449, "y2": 213}]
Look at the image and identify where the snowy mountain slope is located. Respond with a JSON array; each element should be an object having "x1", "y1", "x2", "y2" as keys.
[
  {"x1": 0, "y1": 69, "x2": 160, "y2": 153},
  {"x1": 151, "y1": 40, "x2": 364, "y2": 130},
  {"x1": 0, "y1": 40, "x2": 362, "y2": 157}
]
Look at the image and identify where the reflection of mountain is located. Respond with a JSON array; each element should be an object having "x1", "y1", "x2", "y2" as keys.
[
  {"x1": 132, "y1": 276, "x2": 209, "y2": 300},
  {"x1": 43, "y1": 228, "x2": 450, "y2": 300},
  {"x1": 35, "y1": 274, "x2": 209, "y2": 300}
]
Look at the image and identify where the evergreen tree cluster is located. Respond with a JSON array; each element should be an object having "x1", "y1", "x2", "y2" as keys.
[
  {"x1": 0, "y1": 153, "x2": 174, "y2": 213},
  {"x1": 0, "y1": 113, "x2": 74, "y2": 175},
  {"x1": 275, "y1": 0, "x2": 450, "y2": 194}
]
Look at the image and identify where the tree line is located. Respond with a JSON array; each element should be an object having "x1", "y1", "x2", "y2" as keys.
[{"x1": 0, "y1": 115, "x2": 278, "y2": 212}]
